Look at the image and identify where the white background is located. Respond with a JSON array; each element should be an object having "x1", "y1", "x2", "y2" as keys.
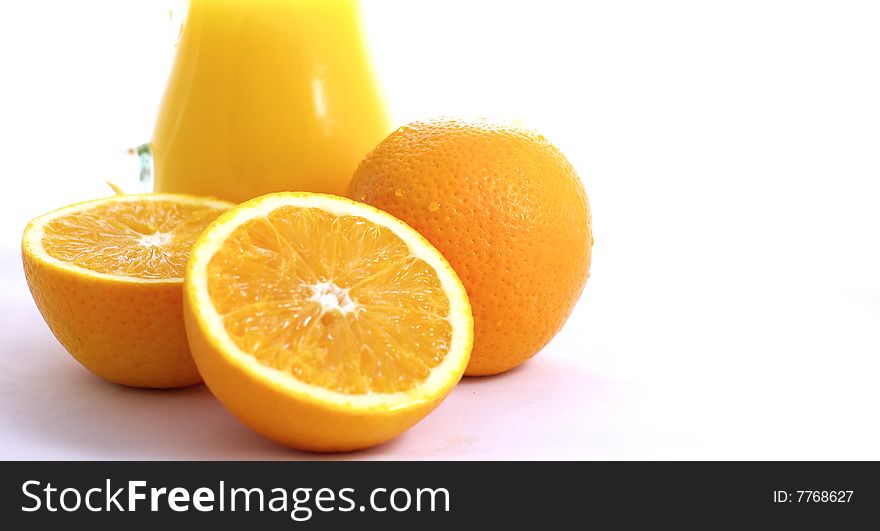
[{"x1": 1, "y1": 0, "x2": 879, "y2": 459}]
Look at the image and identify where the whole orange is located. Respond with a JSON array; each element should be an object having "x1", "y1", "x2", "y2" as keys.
[{"x1": 346, "y1": 119, "x2": 592, "y2": 375}]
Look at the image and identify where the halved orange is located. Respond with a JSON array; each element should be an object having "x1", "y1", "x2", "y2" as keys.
[
  {"x1": 183, "y1": 192, "x2": 473, "y2": 451},
  {"x1": 22, "y1": 194, "x2": 233, "y2": 388}
]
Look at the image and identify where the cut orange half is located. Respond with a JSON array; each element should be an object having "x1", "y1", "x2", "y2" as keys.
[
  {"x1": 183, "y1": 192, "x2": 473, "y2": 451},
  {"x1": 22, "y1": 193, "x2": 233, "y2": 388}
]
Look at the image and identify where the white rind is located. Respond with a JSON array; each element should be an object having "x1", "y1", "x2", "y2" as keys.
[{"x1": 186, "y1": 192, "x2": 473, "y2": 411}]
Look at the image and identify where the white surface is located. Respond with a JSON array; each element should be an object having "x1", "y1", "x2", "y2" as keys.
[{"x1": 2, "y1": 0, "x2": 880, "y2": 460}]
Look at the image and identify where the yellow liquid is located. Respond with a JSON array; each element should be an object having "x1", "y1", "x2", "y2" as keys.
[{"x1": 152, "y1": 0, "x2": 391, "y2": 202}]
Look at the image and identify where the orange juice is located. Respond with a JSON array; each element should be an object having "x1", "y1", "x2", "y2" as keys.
[{"x1": 152, "y1": 0, "x2": 391, "y2": 202}]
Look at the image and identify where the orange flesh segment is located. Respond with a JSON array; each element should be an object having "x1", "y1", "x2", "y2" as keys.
[
  {"x1": 206, "y1": 206, "x2": 453, "y2": 395},
  {"x1": 41, "y1": 200, "x2": 226, "y2": 279}
]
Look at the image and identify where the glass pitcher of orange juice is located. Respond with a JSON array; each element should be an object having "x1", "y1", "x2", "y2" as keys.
[{"x1": 152, "y1": 0, "x2": 391, "y2": 202}]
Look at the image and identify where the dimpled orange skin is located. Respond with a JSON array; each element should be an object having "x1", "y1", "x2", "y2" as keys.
[
  {"x1": 346, "y1": 119, "x2": 592, "y2": 375},
  {"x1": 22, "y1": 254, "x2": 199, "y2": 388}
]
